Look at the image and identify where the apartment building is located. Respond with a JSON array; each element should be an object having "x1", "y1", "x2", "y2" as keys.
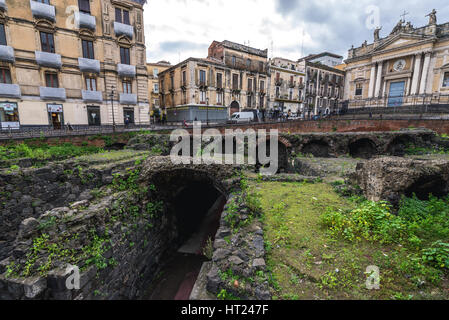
[
  {"x1": 299, "y1": 53, "x2": 345, "y2": 117},
  {"x1": 0, "y1": 0, "x2": 148, "y2": 130},
  {"x1": 147, "y1": 60, "x2": 170, "y2": 119},
  {"x1": 158, "y1": 40, "x2": 269, "y2": 122},
  {"x1": 268, "y1": 57, "x2": 306, "y2": 115}
]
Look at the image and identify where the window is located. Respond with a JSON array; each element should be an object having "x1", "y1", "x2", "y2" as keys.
[
  {"x1": 247, "y1": 95, "x2": 252, "y2": 107},
  {"x1": 217, "y1": 92, "x2": 223, "y2": 105},
  {"x1": 0, "y1": 24, "x2": 6, "y2": 46},
  {"x1": 248, "y1": 79, "x2": 253, "y2": 92},
  {"x1": 85, "y1": 76, "x2": 96, "y2": 91},
  {"x1": 153, "y1": 69, "x2": 159, "y2": 78},
  {"x1": 355, "y1": 83, "x2": 363, "y2": 96},
  {"x1": 153, "y1": 83, "x2": 159, "y2": 93},
  {"x1": 232, "y1": 74, "x2": 239, "y2": 90},
  {"x1": 40, "y1": 32, "x2": 55, "y2": 53},
  {"x1": 232, "y1": 56, "x2": 236, "y2": 67},
  {"x1": 216, "y1": 73, "x2": 222, "y2": 88},
  {"x1": 200, "y1": 91, "x2": 206, "y2": 103},
  {"x1": 115, "y1": 8, "x2": 130, "y2": 25},
  {"x1": 443, "y1": 72, "x2": 449, "y2": 87},
  {"x1": 182, "y1": 70, "x2": 186, "y2": 85},
  {"x1": 170, "y1": 74, "x2": 174, "y2": 89},
  {"x1": 0, "y1": 68, "x2": 12, "y2": 84},
  {"x1": 123, "y1": 80, "x2": 132, "y2": 93},
  {"x1": 260, "y1": 96, "x2": 264, "y2": 109},
  {"x1": 120, "y1": 46, "x2": 130, "y2": 65},
  {"x1": 275, "y1": 86, "x2": 280, "y2": 98},
  {"x1": 199, "y1": 70, "x2": 206, "y2": 85},
  {"x1": 260, "y1": 80, "x2": 265, "y2": 91},
  {"x1": 259, "y1": 61, "x2": 264, "y2": 72},
  {"x1": 246, "y1": 59, "x2": 251, "y2": 69},
  {"x1": 82, "y1": 40, "x2": 94, "y2": 59},
  {"x1": 45, "y1": 73, "x2": 59, "y2": 88},
  {"x1": 78, "y1": 0, "x2": 90, "y2": 14}
]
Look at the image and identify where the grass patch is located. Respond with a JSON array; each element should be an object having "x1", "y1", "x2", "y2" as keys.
[{"x1": 256, "y1": 181, "x2": 449, "y2": 300}]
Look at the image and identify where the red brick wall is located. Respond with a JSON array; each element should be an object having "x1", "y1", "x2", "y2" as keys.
[{"x1": 189, "y1": 120, "x2": 449, "y2": 135}]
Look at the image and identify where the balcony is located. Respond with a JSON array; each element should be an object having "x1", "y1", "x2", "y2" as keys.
[
  {"x1": 0, "y1": 84, "x2": 21, "y2": 98},
  {"x1": 120, "y1": 93, "x2": 137, "y2": 105},
  {"x1": 35, "y1": 51, "x2": 62, "y2": 69},
  {"x1": 288, "y1": 81, "x2": 296, "y2": 88},
  {"x1": 39, "y1": 87, "x2": 66, "y2": 101},
  {"x1": 275, "y1": 78, "x2": 283, "y2": 86},
  {"x1": 30, "y1": 0, "x2": 55, "y2": 21},
  {"x1": 0, "y1": 45, "x2": 15, "y2": 63},
  {"x1": 0, "y1": 0, "x2": 7, "y2": 11},
  {"x1": 114, "y1": 22, "x2": 134, "y2": 39},
  {"x1": 117, "y1": 64, "x2": 136, "y2": 78},
  {"x1": 78, "y1": 58, "x2": 100, "y2": 74},
  {"x1": 82, "y1": 90, "x2": 103, "y2": 103},
  {"x1": 75, "y1": 12, "x2": 96, "y2": 31}
]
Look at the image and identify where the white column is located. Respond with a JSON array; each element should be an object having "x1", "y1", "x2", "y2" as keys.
[
  {"x1": 368, "y1": 64, "x2": 376, "y2": 98},
  {"x1": 374, "y1": 62, "x2": 383, "y2": 98},
  {"x1": 410, "y1": 54, "x2": 422, "y2": 95},
  {"x1": 419, "y1": 53, "x2": 431, "y2": 95}
]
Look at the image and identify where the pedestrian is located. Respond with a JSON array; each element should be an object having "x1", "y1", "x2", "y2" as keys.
[{"x1": 125, "y1": 117, "x2": 130, "y2": 128}]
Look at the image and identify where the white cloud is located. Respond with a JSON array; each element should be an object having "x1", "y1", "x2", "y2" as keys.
[{"x1": 143, "y1": 0, "x2": 449, "y2": 64}]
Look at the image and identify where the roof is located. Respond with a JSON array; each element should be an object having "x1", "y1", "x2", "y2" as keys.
[
  {"x1": 299, "y1": 52, "x2": 344, "y2": 61},
  {"x1": 306, "y1": 61, "x2": 346, "y2": 74},
  {"x1": 215, "y1": 40, "x2": 268, "y2": 58}
]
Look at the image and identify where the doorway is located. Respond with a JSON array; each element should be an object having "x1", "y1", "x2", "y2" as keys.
[
  {"x1": 123, "y1": 108, "x2": 135, "y2": 124},
  {"x1": 388, "y1": 81, "x2": 405, "y2": 107},
  {"x1": 87, "y1": 106, "x2": 101, "y2": 126}
]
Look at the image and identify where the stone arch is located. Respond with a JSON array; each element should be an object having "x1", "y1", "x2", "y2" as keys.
[
  {"x1": 404, "y1": 175, "x2": 449, "y2": 201},
  {"x1": 349, "y1": 138, "x2": 377, "y2": 159},
  {"x1": 301, "y1": 140, "x2": 331, "y2": 158},
  {"x1": 386, "y1": 136, "x2": 412, "y2": 156}
]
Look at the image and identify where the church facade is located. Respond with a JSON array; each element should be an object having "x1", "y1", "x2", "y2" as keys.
[{"x1": 344, "y1": 10, "x2": 449, "y2": 109}]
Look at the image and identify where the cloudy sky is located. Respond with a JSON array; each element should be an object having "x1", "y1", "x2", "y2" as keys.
[{"x1": 143, "y1": 0, "x2": 449, "y2": 64}]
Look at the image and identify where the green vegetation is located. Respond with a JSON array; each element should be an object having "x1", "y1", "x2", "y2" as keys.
[
  {"x1": 255, "y1": 181, "x2": 449, "y2": 300},
  {"x1": 0, "y1": 142, "x2": 103, "y2": 161}
]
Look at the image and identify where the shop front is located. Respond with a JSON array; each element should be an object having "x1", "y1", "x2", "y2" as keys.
[
  {"x1": 0, "y1": 102, "x2": 20, "y2": 130},
  {"x1": 47, "y1": 104, "x2": 64, "y2": 130}
]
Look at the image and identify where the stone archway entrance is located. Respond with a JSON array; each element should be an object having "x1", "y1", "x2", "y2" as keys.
[{"x1": 230, "y1": 101, "x2": 240, "y2": 115}]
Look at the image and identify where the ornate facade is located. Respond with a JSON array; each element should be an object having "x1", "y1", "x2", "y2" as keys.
[
  {"x1": 344, "y1": 9, "x2": 449, "y2": 109},
  {"x1": 299, "y1": 53, "x2": 345, "y2": 117},
  {"x1": 267, "y1": 57, "x2": 306, "y2": 114},
  {"x1": 0, "y1": 0, "x2": 149, "y2": 130},
  {"x1": 158, "y1": 40, "x2": 269, "y2": 121}
]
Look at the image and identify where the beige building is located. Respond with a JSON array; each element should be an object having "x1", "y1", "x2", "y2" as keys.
[
  {"x1": 299, "y1": 53, "x2": 345, "y2": 117},
  {"x1": 344, "y1": 9, "x2": 449, "y2": 108},
  {"x1": 268, "y1": 57, "x2": 306, "y2": 115},
  {"x1": 158, "y1": 40, "x2": 269, "y2": 122},
  {"x1": 147, "y1": 60, "x2": 170, "y2": 120},
  {"x1": 0, "y1": 0, "x2": 149, "y2": 130}
]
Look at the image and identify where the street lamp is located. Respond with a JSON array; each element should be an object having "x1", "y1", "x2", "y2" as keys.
[
  {"x1": 206, "y1": 97, "x2": 209, "y2": 127},
  {"x1": 109, "y1": 87, "x2": 116, "y2": 132}
]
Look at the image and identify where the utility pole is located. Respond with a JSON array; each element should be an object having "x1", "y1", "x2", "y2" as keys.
[
  {"x1": 110, "y1": 87, "x2": 116, "y2": 132},
  {"x1": 206, "y1": 97, "x2": 209, "y2": 127}
]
